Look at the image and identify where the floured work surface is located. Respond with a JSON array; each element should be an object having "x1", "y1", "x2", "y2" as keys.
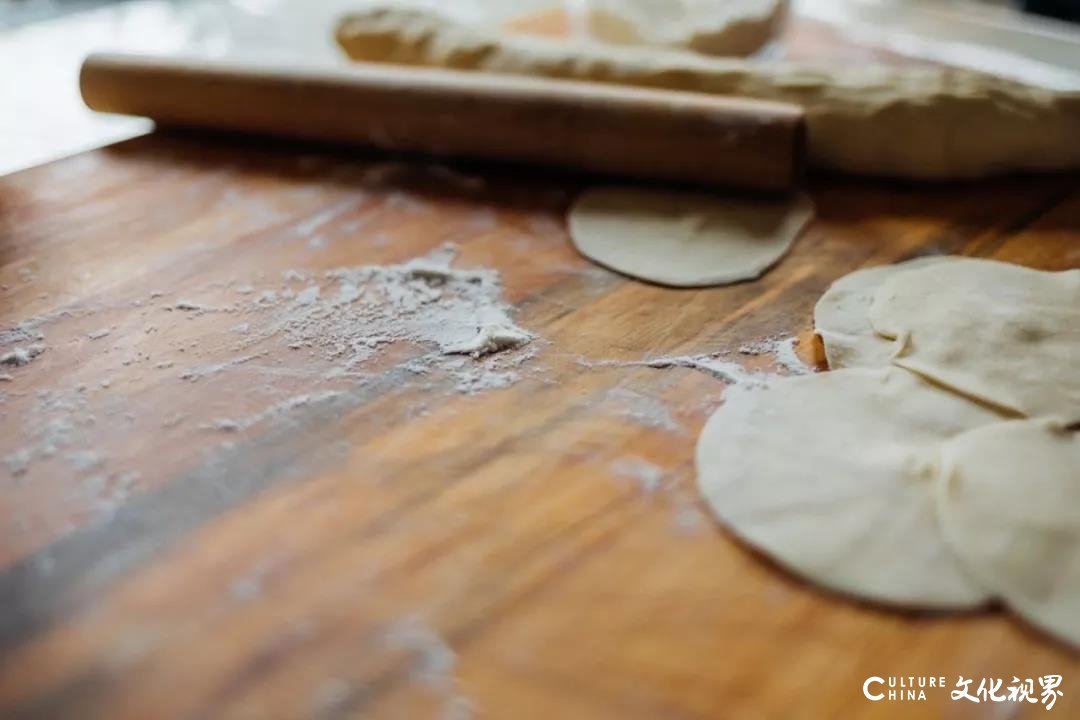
[
  {"x1": 3, "y1": 26, "x2": 1080, "y2": 720},
  {"x1": 2, "y1": 133, "x2": 1078, "y2": 720}
]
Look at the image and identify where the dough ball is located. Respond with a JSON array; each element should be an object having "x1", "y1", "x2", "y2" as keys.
[
  {"x1": 695, "y1": 367, "x2": 1001, "y2": 609},
  {"x1": 868, "y1": 259, "x2": 1080, "y2": 422},
  {"x1": 936, "y1": 419, "x2": 1080, "y2": 646},
  {"x1": 568, "y1": 187, "x2": 813, "y2": 288},
  {"x1": 586, "y1": 0, "x2": 787, "y2": 57},
  {"x1": 813, "y1": 256, "x2": 952, "y2": 370}
]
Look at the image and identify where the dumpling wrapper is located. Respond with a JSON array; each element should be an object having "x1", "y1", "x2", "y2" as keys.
[
  {"x1": 813, "y1": 256, "x2": 951, "y2": 370},
  {"x1": 568, "y1": 187, "x2": 814, "y2": 288},
  {"x1": 695, "y1": 367, "x2": 1000, "y2": 609},
  {"x1": 868, "y1": 258, "x2": 1080, "y2": 422},
  {"x1": 936, "y1": 419, "x2": 1080, "y2": 646}
]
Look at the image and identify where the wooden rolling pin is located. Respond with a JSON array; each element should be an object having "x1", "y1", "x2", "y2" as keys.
[{"x1": 80, "y1": 53, "x2": 805, "y2": 192}]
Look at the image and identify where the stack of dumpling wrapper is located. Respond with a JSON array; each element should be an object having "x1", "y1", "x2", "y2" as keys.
[{"x1": 695, "y1": 256, "x2": 1080, "y2": 646}]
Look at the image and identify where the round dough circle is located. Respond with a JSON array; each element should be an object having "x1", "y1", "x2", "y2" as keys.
[
  {"x1": 868, "y1": 258, "x2": 1080, "y2": 422},
  {"x1": 936, "y1": 420, "x2": 1080, "y2": 646},
  {"x1": 569, "y1": 187, "x2": 814, "y2": 288},
  {"x1": 695, "y1": 367, "x2": 1000, "y2": 609},
  {"x1": 813, "y1": 256, "x2": 952, "y2": 370}
]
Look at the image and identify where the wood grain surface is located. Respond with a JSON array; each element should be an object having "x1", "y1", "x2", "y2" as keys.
[{"x1": 2, "y1": 9, "x2": 1080, "y2": 720}]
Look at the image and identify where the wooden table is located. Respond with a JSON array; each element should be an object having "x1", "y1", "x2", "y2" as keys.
[{"x1": 2, "y1": 10, "x2": 1079, "y2": 720}]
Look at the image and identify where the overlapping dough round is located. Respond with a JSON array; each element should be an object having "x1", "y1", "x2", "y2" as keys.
[
  {"x1": 695, "y1": 367, "x2": 1001, "y2": 609},
  {"x1": 868, "y1": 259, "x2": 1080, "y2": 422},
  {"x1": 936, "y1": 420, "x2": 1080, "y2": 646},
  {"x1": 568, "y1": 187, "x2": 814, "y2": 288},
  {"x1": 813, "y1": 256, "x2": 949, "y2": 370}
]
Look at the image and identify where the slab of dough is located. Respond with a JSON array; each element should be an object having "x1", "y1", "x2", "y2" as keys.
[
  {"x1": 868, "y1": 258, "x2": 1080, "y2": 423},
  {"x1": 695, "y1": 367, "x2": 1001, "y2": 609},
  {"x1": 936, "y1": 419, "x2": 1080, "y2": 646},
  {"x1": 586, "y1": 0, "x2": 787, "y2": 57},
  {"x1": 336, "y1": 7, "x2": 1080, "y2": 179},
  {"x1": 568, "y1": 187, "x2": 813, "y2": 287},
  {"x1": 814, "y1": 256, "x2": 953, "y2": 370}
]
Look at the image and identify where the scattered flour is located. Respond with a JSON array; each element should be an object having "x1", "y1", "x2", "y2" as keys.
[
  {"x1": 584, "y1": 335, "x2": 813, "y2": 387},
  {"x1": 2, "y1": 196, "x2": 538, "y2": 537},
  {"x1": 205, "y1": 391, "x2": 347, "y2": 432},
  {"x1": 210, "y1": 419, "x2": 242, "y2": 433},
  {"x1": 673, "y1": 495, "x2": 708, "y2": 534},
  {"x1": 238, "y1": 244, "x2": 535, "y2": 391},
  {"x1": 450, "y1": 365, "x2": 518, "y2": 395},
  {"x1": 610, "y1": 456, "x2": 666, "y2": 494},
  {"x1": 67, "y1": 449, "x2": 105, "y2": 473},
  {"x1": 228, "y1": 557, "x2": 278, "y2": 602},
  {"x1": 172, "y1": 300, "x2": 233, "y2": 315},
  {"x1": 86, "y1": 470, "x2": 141, "y2": 518},
  {"x1": 608, "y1": 455, "x2": 708, "y2": 535},
  {"x1": 582, "y1": 353, "x2": 763, "y2": 386},
  {"x1": 0, "y1": 344, "x2": 46, "y2": 367},
  {"x1": 772, "y1": 337, "x2": 813, "y2": 375},
  {"x1": 180, "y1": 351, "x2": 268, "y2": 381},
  {"x1": 380, "y1": 616, "x2": 473, "y2": 718},
  {"x1": 602, "y1": 387, "x2": 681, "y2": 432},
  {"x1": 0, "y1": 307, "x2": 78, "y2": 359},
  {"x1": 739, "y1": 335, "x2": 814, "y2": 375},
  {"x1": 444, "y1": 323, "x2": 532, "y2": 358},
  {"x1": 293, "y1": 286, "x2": 320, "y2": 306},
  {"x1": 0, "y1": 324, "x2": 44, "y2": 348},
  {"x1": 3, "y1": 389, "x2": 94, "y2": 477},
  {"x1": 383, "y1": 617, "x2": 457, "y2": 685},
  {"x1": 307, "y1": 613, "x2": 476, "y2": 719},
  {"x1": 293, "y1": 200, "x2": 357, "y2": 241}
]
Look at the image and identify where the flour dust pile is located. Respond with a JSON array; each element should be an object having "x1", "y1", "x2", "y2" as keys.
[
  {"x1": 233, "y1": 243, "x2": 536, "y2": 391},
  {"x1": 1, "y1": 243, "x2": 539, "y2": 507}
]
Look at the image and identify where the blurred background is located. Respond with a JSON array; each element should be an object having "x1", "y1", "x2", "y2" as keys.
[{"x1": 2, "y1": 0, "x2": 1080, "y2": 176}]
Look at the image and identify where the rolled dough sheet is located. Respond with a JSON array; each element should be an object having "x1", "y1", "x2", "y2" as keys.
[
  {"x1": 695, "y1": 367, "x2": 1001, "y2": 609},
  {"x1": 568, "y1": 187, "x2": 814, "y2": 288},
  {"x1": 336, "y1": 7, "x2": 1080, "y2": 179},
  {"x1": 936, "y1": 419, "x2": 1080, "y2": 646},
  {"x1": 586, "y1": 0, "x2": 787, "y2": 57},
  {"x1": 868, "y1": 258, "x2": 1080, "y2": 422},
  {"x1": 813, "y1": 256, "x2": 953, "y2": 370}
]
